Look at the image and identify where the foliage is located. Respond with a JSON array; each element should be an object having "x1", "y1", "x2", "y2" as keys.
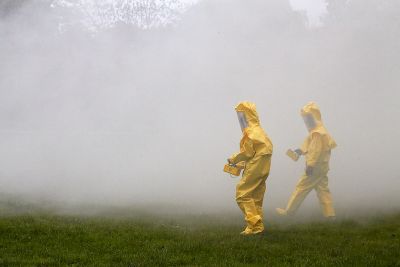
[{"x1": 51, "y1": 0, "x2": 195, "y2": 32}]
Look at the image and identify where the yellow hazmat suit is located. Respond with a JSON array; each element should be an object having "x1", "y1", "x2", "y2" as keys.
[
  {"x1": 277, "y1": 102, "x2": 337, "y2": 218},
  {"x1": 229, "y1": 102, "x2": 273, "y2": 235}
]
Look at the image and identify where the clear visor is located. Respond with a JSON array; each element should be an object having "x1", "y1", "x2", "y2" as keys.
[
  {"x1": 237, "y1": 112, "x2": 248, "y2": 131},
  {"x1": 302, "y1": 114, "x2": 317, "y2": 131}
]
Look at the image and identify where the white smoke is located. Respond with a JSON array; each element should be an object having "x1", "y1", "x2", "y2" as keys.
[{"x1": 0, "y1": 0, "x2": 399, "y2": 216}]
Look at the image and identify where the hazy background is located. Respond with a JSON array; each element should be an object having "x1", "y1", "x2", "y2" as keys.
[{"x1": 0, "y1": 0, "x2": 399, "y2": 216}]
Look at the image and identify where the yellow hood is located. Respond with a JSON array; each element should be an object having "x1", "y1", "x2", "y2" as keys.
[
  {"x1": 235, "y1": 101, "x2": 260, "y2": 127},
  {"x1": 301, "y1": 102, "x2": 323, "y2": 128},
  {"x1": 301, "y1": 102, "x2": 337, "y2": 150}
]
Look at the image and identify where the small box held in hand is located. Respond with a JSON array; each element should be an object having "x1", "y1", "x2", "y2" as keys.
[
  {"x1": 286, "y1": 149, "x2": 300, "y2": 161},
  {"x1": 223, "y1": 162, "x2": 245, "y2": 176},
  {"x1": 223, "y1": 164, "x2": 241, "y2": 176}
]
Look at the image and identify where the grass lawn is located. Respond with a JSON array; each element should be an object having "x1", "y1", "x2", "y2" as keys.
[{"x1": 0, "y1": 209, "x2": 399, "y2": 266}]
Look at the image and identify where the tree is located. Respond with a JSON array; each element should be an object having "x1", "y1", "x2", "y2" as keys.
[{"x1": 51, "y1": 0, "x2": 194, "y2": 32}]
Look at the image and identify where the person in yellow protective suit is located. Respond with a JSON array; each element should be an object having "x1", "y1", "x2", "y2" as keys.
[
  {"x1": 276, "y1": 102, "x2": 337, "y2": 218},
  {"x1": 228, "y1": 102, "x2": 273, "y2": 235}
]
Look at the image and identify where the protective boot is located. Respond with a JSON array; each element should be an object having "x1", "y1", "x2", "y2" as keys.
[
  {"x1": 240, "y1": 221, "x2": 264, "y2": 235},
  {"x1": 240, "y1": 227, "x2": 253, "y2": 235},
  {"x1": 251, "y1": 221, "x2": 265, "y2": 234},
  {"x1": 276, "y1": 207, "x2": 288, "y2": 216}
]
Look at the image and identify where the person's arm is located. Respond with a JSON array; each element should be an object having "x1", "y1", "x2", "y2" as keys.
[{"x1": 229, "y1": 137, "x2": 255, "y2": 165}]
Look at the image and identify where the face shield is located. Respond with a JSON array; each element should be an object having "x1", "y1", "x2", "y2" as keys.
[
  {"x1": 237, "y1": 111, "x2": 248, "y2": 131},
  {"x1": 302, "y1": 114, "x2": 317, "y2": 131}
]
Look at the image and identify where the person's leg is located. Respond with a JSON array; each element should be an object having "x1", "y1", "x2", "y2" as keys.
[
  {"x1": 236, "y1": 156, "x2": 269, "y2": 233},
  {"x1": 315, "y1": 170, "x2": 335, "y2": 217},
  {"x1": 283, "y1": 171, "x2": 320, "y2": 215},
  {"x1": 236, "y1": 174, "x2": 262, "y2": 230},
  {"x1": 254, "y1": 181, "x2": 266, "y2": 220},
  {"x1": 253, "y1": 156, "x2": 271, "y2": 221}
]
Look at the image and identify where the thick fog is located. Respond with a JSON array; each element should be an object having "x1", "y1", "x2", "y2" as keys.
[{"x1": 0, "y1": 0, "x2": 399, "y2": 215}]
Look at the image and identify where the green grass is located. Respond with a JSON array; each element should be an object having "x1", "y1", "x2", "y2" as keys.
[{"x1": 0, "y1": 211, "x2": 399, "y2": 267}]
